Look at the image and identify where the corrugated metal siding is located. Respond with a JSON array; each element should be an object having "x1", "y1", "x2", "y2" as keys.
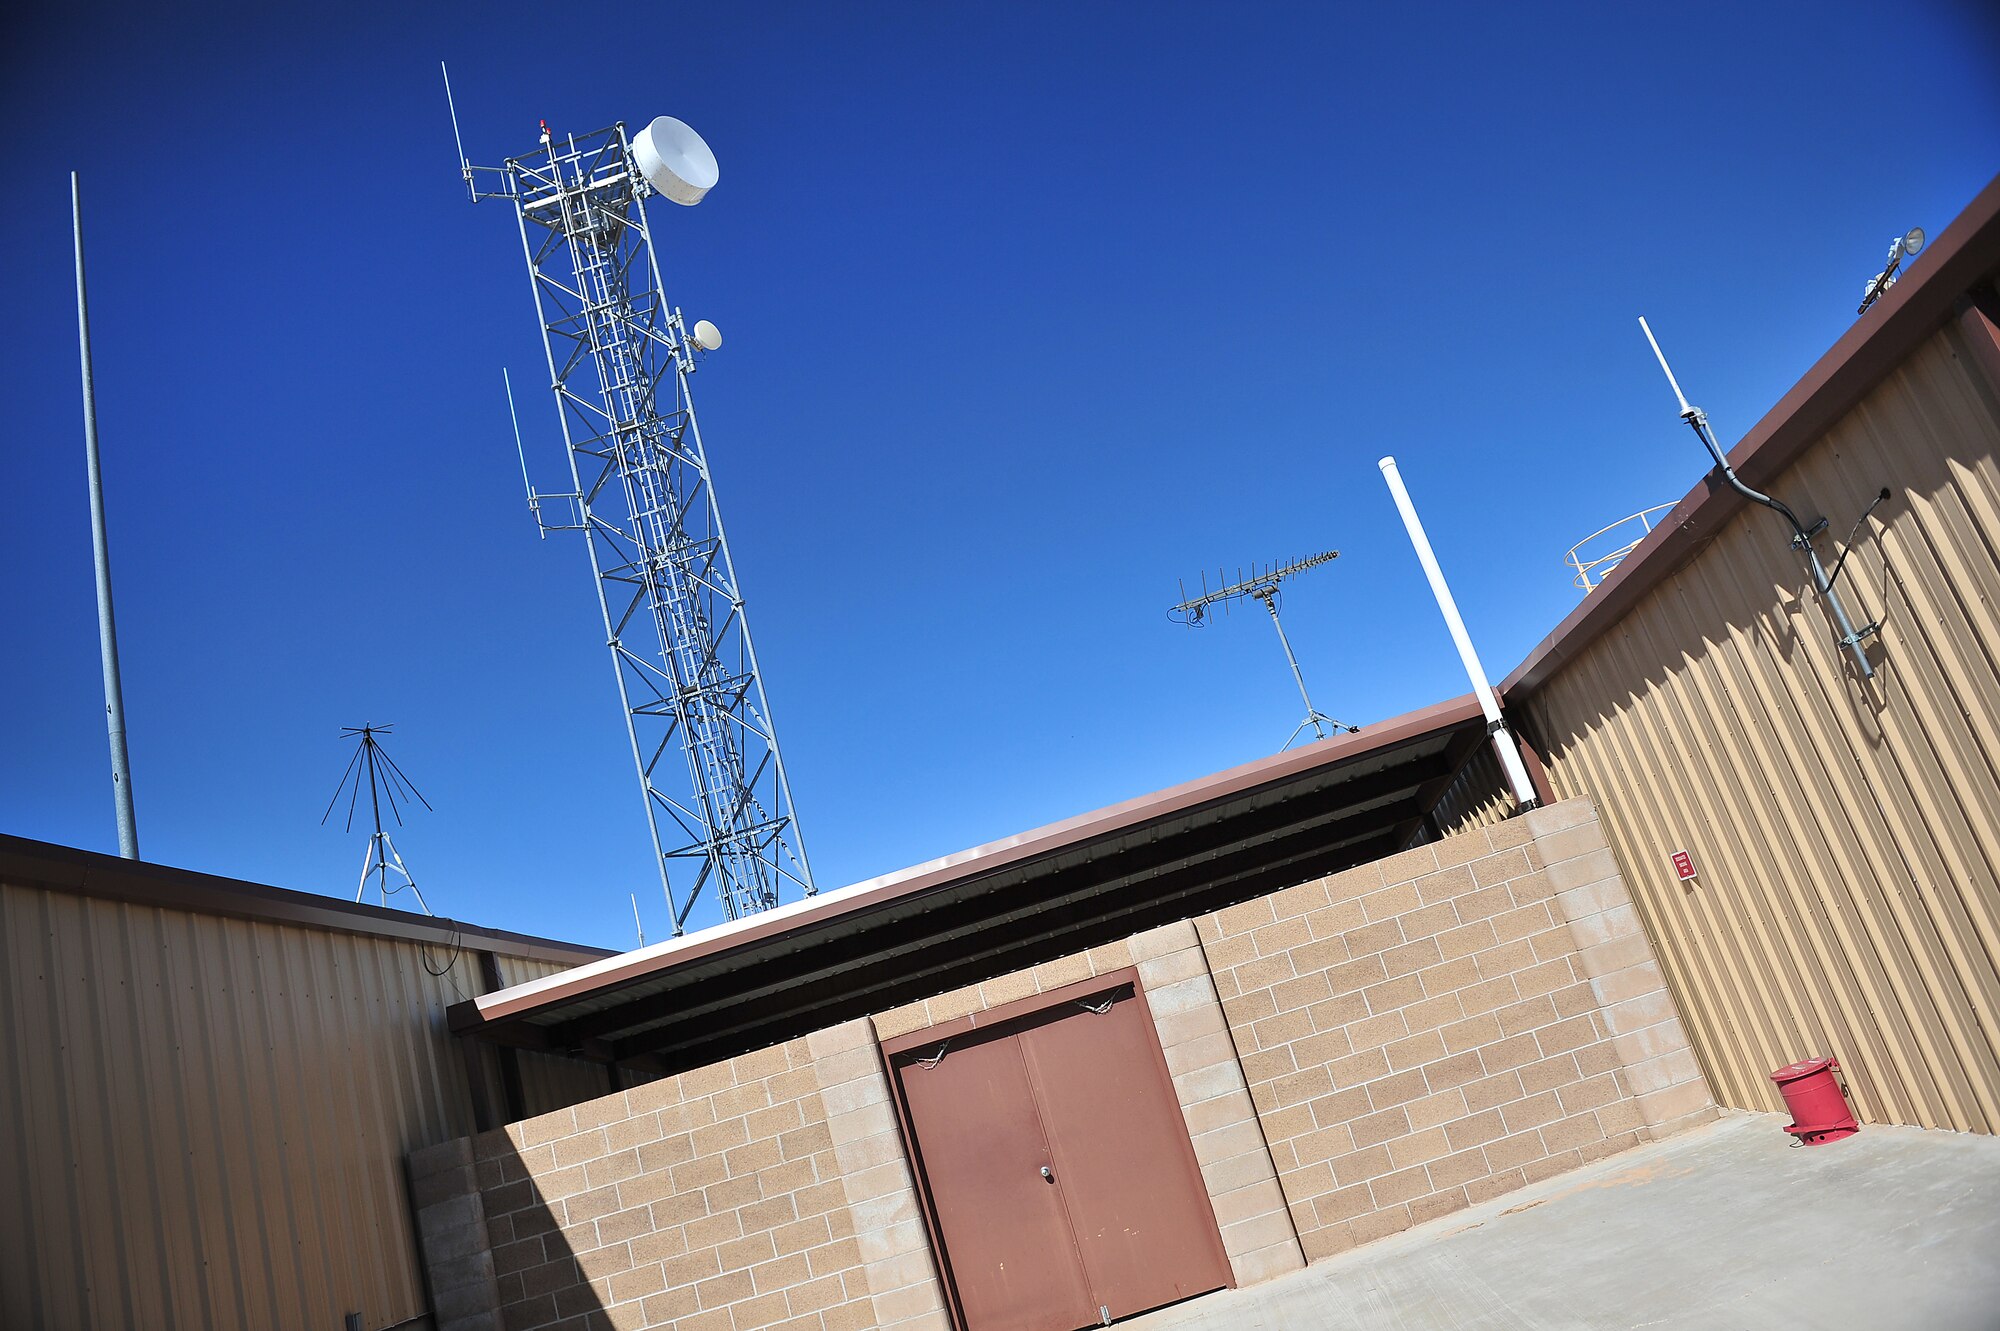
[
  {"x1": 1429, "y1": 741, "x2": 1512, "y2": 837},
  {"x1": 1527, "y1": 320, "x2": 2000, "y2": 1134},
  {"x1": 0, "y1": 879, "x2": 588, "y2": 1331}
]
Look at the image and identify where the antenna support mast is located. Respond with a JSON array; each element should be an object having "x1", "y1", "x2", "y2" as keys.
[
  {"x1": 453, "y1": 98, "x2": 813, "y2": 933},
  {"x1": 1171, "y1": 550, "x2": 1358, "y2": 747},
  {"x1": 323, "y1": 725, "x2": 435, "y2": 909}
]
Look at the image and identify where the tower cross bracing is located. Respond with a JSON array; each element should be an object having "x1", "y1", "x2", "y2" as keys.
[{"x1": 473, "y1": 122, "x2": 813, "y2": 931}]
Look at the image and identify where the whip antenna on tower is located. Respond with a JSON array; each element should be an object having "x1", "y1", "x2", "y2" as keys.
[
  {"x1": 1171, "y1": 550, "x2": 1358, "y2": 748},
  {"x1": 450, "y1": 89, "x2": 813, "y2": 935},
  {"x1": 323, "y1": 724, "x2": 435, "y2": 910}
]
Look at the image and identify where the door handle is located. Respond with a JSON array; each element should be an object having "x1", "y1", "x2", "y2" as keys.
[{"x1": 1039, "y1": 1165, "x2": 1054, "y2": 1182}]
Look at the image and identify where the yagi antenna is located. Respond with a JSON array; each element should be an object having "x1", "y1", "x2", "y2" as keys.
[{"x1": 1170, "y1": 550, "x2": 1357, "y2": 747}]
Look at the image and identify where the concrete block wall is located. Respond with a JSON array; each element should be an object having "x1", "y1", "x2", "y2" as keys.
[
  {"x1": 1527, "y1": 800, "x2": 1715, "y2": 1138},
  {"x1": 461, "y1": 1037, "x2": 889, "y2": 1331},
  {"x1": 1196, "y1": 796, "x2": 1714, "y2": 1261},
  {"x1": 408, "y1": 1137, "x2": 504, "y2": 1331},
  {"x1": 413, "y1": 795, "x2": 1709, "y2": 1328}
]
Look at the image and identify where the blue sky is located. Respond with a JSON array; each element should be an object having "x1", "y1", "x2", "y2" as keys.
[{"x1": 4, "y1": 2, "x2": 1995, "y2": 948}]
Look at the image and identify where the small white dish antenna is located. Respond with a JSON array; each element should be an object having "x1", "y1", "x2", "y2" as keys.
[
  {"x1": 1902, "y1": 227, "x2": 1925, "y2": 256},
  {"x1": 692, "y1": 320, "x2": 723, "y2": 351},
  {"x1": 633, "y1": 117, "x2": 719, "y2": 206}
]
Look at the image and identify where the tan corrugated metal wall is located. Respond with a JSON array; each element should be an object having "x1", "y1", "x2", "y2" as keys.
[
  {"x1": 1429, "y1": 740, "x2": 1511, "y2": 838},
  {"x1": 1524, "y1": 317, "x2": 2000, "y2": 1134},
  {"x1": 0, "y1": 879, "x2": 597, "y2": 1330}
]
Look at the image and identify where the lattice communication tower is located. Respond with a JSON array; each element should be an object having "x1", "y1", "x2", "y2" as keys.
[{"x1": 449, "y1": 84, "x2": 814, "y2": 934}]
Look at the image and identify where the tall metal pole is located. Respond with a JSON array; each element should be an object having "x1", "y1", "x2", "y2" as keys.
[
  {"x1": 72, "y1": 172, "x2": 139, "y2": 859},
  {"x1": 1378, "y1": 456, "x2": 1539, "y2": 810}
]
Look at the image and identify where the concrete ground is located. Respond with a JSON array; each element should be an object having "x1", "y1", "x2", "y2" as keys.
[{"x1": 1128, "y1": 1112, "x2": 2000, "y2": 1331}]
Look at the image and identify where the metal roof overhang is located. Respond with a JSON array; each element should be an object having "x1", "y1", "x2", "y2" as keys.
[{"x1": 449, "y1": 694, "x2": 1487, "y2": 1074}]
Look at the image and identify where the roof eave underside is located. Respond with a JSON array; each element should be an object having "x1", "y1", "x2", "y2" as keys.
[{"x1": 454, "y1": 695, "x2": 1487, "y2": 1072}]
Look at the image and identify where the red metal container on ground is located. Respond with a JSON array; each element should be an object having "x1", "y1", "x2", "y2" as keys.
[{"x1": 1770, "y1": 1056, "x2": 1859, "y2": 1145}]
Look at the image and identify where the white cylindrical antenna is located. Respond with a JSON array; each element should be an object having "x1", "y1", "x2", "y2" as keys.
[
  {"x1": 1637, "y1": 316, "x2": 1696, "y2": 417},
  {"x1": 1378, "y1": 456, "x2": 1539, "y2": 809},
  {"x1": 631, "y1": 892, "x2": 645, "y2": 948},
  {"x1": 632, "y1": 117, "x2": 719, "y2": 206}
]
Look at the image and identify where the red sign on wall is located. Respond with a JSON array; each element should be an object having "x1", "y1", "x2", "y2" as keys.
[{"x1": 1671, "y1": 850, "x2": 1697, "y2": 881}]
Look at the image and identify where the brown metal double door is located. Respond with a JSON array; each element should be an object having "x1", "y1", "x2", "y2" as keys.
[{"x1": 894, "y1": 978, "x2": 1232, "y2": 1331}]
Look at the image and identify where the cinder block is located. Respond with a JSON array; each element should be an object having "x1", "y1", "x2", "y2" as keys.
[
  {"x1": 1514, "y1": 956, "x2": 1578, "y2": 1000},
  {"x1": 1305, "y1": 898, "x2": 1368, "y2": 939},
  {"x1": 1426, "y1": 1146, "x2": 1488, "y2": 1190},
  {"x1": 1459, "y1": 975, "x2": 1520, "y2": 1017},
  {"x1": 1472, "y1": 940, "x2": 1537, "y2": 983},
  {"x1": 1136, "y1": 943, "x2": 1211, "y2": 988},
  {"x1": 1157, "y1": 1001, "x2": 1230, "y2": 1048},
  {"x1": 872, "y1": 1277, "x2": 946, "y2": 1321},
  {"x1": 1410, "y1": 1187, "x2": 1471, "y2": 1225},
  {"x1": 804, "y1": 1019, "x2": 874, "y2": 1062},
  {"x1": 1554, "y1": 879, "x2": 1631, "y2": 927},
  {"x1": 1215, "y1": 896, "x2": 1278, "y2": 936},
  {"x1": 1538, "y1": 1111, "x2": 1606, "y2": 1155},
  {"x1": 871, "y1": 1003, "x2": 930, "y2": 1041},
  {"x1": 1469, "y1": 848, "x2": 1533, "y2": 888},
  {"x1": 1203, "y1": 932, "x2": 1259, "y2": 971},
  {"x1": 1252, "y1": 916, "x2": 1314, "y2": 956},
  {"x1": 1202, "y1": 1146, "x2": 1282, "y2": 1197},
  {"x1": 1500, "y1": 1090, "x2": 1563, "y2": 1134},
  {"x1": 1465, "y1": 1168, "x2": 1527, "y2": 1203},
  {"x1": 1191, "y1": 1118, "x2": 1269, "y2": 1167},
  {"x1": 1362, "y1": 881, "x2": 1423, "y2": 923},
  {"x1": 1442, "y1": 1109, "x2": 1504, "y2": 1152},
  {"x1": 1523, "y1": 798, "x2": 1596, "y2": 839},
  {"x1": 1535, "y1": 822, "x2": 1615, "y2": 872},
  {"x1": 1173, "y1": 1061, "x2": 1245, "y2": 1107},
  {"x1": 1543, "y1": 846, "x2": 1621, "y2": 895},
  {"x1": 1461, "y1": 1071, "x2": 1525, "y2": 1116},
  {"x1": 1165, "y1": 1028, "x2": 1241, "y2": 1078},
  {"x1": 1508, "y1": 870, "x2": 1557, "y2": 903},
  {"x1": 1218, "y1": 1207, "x2": 1299, "y2": 1257},
  {"x1": 1361, "y1": 975, "x2": 1425, "y2": 1016},
  {"x1": 1267, "y1": 879, "x2": 1332, "y2": 921},
  {"x1": 1272, "y1": 970, "x2": 1336, "y2": 1014},
  {"x1": 1413, "y1": 864, "x2": 1476, "y2": 904},
  {"x1": 1230, "y1": 1239, "x2": 1306, "y2": 1285},
  {"x1": 1348, "y1": 1204, "x2": 1413, "y2": 1245},
  {"x1": 412, "y1": 1136, "x2": 476, "y2": 1179},
  {"x1": 1440, "y1": 1015, "x2": 1501, "y2": 1055},
  {"x1": 1625, "y1": 1046, "x2": 1703, "y2": 1097},
  {"x1": 1482, "y1": 1129, "x2": 1545, "y2": 1172},
  {"x1": 827, "y1": 1102, "x2": 896, "y2": 1147},
  {"x1": 1534, "y1": 1014, "x2": 1599, "y2": 1057},
  {"x1": 1374, "y1": 844, "x2": 1438, "y2": 886},
  {"x1": 1598, "y1": 991, "x2": 1678, "y2": 1039}
]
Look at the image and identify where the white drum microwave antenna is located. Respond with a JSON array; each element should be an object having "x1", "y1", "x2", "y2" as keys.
[
  {"x1": 633, "y1": 116, "x2": 720, "y2": 205},
  {"x1": 691, "y1": 319, "x2": 723, "y2": 351}
]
